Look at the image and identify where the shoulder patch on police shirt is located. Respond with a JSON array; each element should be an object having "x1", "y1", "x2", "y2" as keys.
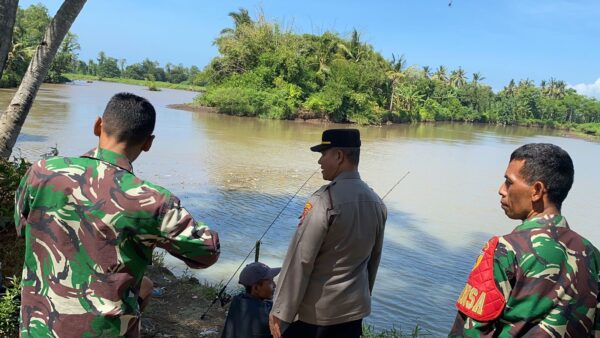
[
  {"x1": 298, "y1": 201, "x2": 313, "y2": 227},
  {"x1": 455, "y1": 236, "x2": 506, "y2": 322}
]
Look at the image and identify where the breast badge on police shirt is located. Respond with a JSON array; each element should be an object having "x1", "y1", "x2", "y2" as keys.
[
  {"x1": 298, "y1": 201, "x2": 312, "y2": 227},
  {"x1": 455, "y1": 236, "x2": 506, "y2": 321}
]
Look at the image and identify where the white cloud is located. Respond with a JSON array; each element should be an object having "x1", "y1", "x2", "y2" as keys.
[{"x1": 569, "y1": 78, "x2": 600, "y2": 99}]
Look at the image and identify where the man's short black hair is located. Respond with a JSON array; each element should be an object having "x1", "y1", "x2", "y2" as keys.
[
  {"x1": 102, "y1": 92, "x2": 156, "y2": 145},
  {"x1": 510, "y1": 143, "x2": 574, "y2": 208},
  {"x1": 340, "y1": 147, "x2": 360, "y2": 166}
]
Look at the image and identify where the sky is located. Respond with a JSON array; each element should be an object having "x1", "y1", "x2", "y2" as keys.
[{"x1": 19, "y1": 0, "x2": 600, "y2": 96}]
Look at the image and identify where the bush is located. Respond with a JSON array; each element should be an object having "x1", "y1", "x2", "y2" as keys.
[
  {"x1": 575, "y1": 122, "x2": 600, "y2": 136},
  {"x1": 197, "y1": 85, "x2": 297, "y2": 119},
  {"x1": 0, "y1": 277, "x2": 20, "y2": 337},
  {"x1": 0, "y1": 157, "x2": 29, "y2": 290},
  {"x1": 0, "y1": 158, "x2": 30, "y2": 230}
]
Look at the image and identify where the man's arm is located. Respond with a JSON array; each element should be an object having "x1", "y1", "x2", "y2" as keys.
[
  {"x1": 449, "y1": 238, "x2": 514, "y2": 337},
  {"x1": 151, "y1": 195, "x2": 220, "y2": 269},
  {"x1": 367, "y1": 203, "x2": 386, "y2": 293},
  {"x1": 271, "y1": 193, "x2": 329, "y2": 323}
]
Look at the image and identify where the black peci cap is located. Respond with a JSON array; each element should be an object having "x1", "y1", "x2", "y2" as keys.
[{"x1": 310, "y1": 129, "x2": 361, "y2": 152}]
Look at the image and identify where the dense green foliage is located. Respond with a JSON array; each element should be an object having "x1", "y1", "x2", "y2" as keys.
[
  {"x1": 195, "y1": 9, "x2": 600, "y2": 132},
  {"x1": 0, "y1": 4, "x2": 80, "y2": 86},
  {"x1": 1, "y1": 4, "x2": 203, "y2": 89},
  {"x1": 0, "y1": 277, "x2": 20, "y2": 338},
  {"x1": 0, "y1": 158, "x2": 28, "y2": 338},
  {"x1": 63, "y1": 73, "x2": 204, "y2": 92},
  {"x1": 74, "y1": 52, "x2": 203, "y2": 86},
  {"x1": 0, "y1": 158, "x2": 30, "y2": 230}
]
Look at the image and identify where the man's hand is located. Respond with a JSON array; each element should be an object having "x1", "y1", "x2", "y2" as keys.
[{"x1": 269, "y1": 313, "x2": 282, "y2": 338}]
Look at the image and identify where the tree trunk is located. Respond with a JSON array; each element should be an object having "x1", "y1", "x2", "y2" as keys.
[
  {"x1": 389, "y1": 83, "x2": 395, "y2": 111},
  {"x1": 0, "y1": 0, "x2": 86, "y2": 159},
  {"x1": 0, "y1": 0, "x2": 19, "y2": 79}
]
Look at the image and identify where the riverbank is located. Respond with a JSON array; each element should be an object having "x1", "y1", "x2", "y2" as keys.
[
  {"x1": 169, "y1": 102, "x2": 600, "y2": 140},
  {"x1": 143, "y1": 262, "x2": 227, "y2": 337},
  {"x1": 63, "y1": 73, "x2": 205, "y2": 92},
  {"x1": 168, "y1": 103, "x2": 333, "y2": 125}
]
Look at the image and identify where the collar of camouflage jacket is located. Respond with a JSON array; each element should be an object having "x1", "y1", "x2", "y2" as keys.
[
  {"x1": 82, "y1": 147, "x2": 134, "y2": 173},
  {"x1": 513, "y1": 214, "x2": 569, "y2": 233}
]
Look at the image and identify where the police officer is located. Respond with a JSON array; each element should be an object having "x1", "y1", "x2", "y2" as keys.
[
  {"x1": 450, "y1": 143, "x2": 600, "y2": 337},
  {"x1": 269, "y1": 129, "x2": 387, "y2": 338}
]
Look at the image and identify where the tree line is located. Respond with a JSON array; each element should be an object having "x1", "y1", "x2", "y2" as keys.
[
  {"x1": 195, "y1": 9, "x2": 600, "y2": 130},
  {"x1": 0, "y1": 3, "x2": 203, "y2": 88},
  {"x1": 2, "y1": 5, "x2": 599, "y2": 133}
]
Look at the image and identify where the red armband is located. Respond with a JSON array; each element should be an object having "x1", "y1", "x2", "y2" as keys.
[{"x1": 455, "y1": 236, "x2": 506, "y2": 322}]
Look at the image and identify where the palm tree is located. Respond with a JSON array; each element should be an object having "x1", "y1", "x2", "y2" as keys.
[
  {"x1": 450, "y1": 67, "x2": 467, "y2": 88},
  {"x1": 387, "y1": 70, "x2": 404, "y2": 111},
  {"x1": 395, "y1": 85, "x2": 424, "y2": 120},
  {"x1": 312, "y1": 32, "x2": 340, "y2": 77},
  {"x1": 471, "y1": 72, "x2": 485, "y2": 85},
  {"x1": 518, "y1": 79, "x2": 534, "y2": 88},
  {"x1": 220, "y1": 8, "x2": 253, "y2": 35},
  {"x1": 386, "y1": 54, "x2": 407, "y2": 111},
  {"x1": 546, "y1": 78, "x2": 566, "y2": 99},
  {"x1": 0, "y1": 0, "x2": 19, "y2": 80},
  {"x1": 0, "y1": 0, "x2": 87, "y2": 159},
  {"x1": 118, "y1": 58, "x2": 126, "y2": 72},
  {"x1": 390, "y1": 53, "x2": 406, "y2": 72},
  {"x1": 505, "y1": 79, "x2": 516, "y2": 96},
  {"x1": 432, "y1": 65, "x2": 448, "y2": 82},
  {"x1": 338, "y1": 29, "x2": 365, "y2": 62},
  {"x1": 540, "y1": 80, "x2": 548, "y2": 96},
  {"x1": 422, "y1": 66, "x2": 431, "y2": 79}
]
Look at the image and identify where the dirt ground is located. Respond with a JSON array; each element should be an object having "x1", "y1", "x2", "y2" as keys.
[{"x1": 142, "y1": 265, "x2": 229, "y2": 338}]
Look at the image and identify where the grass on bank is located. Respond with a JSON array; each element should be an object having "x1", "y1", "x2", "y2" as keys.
[
  {"x1": 0, "y1": 277, "x2": 20, "y2": 338},
  {"x1": 362, "y1": 324, "x2": 430, "y2": 338},
  {"x1": 63, "y1": 73, "x2": 205, "y2": 92}
]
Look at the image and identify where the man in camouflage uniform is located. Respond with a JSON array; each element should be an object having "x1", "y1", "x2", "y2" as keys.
[
  {"x1": 450, "y1": 143, "x2": 600, "y2": 337},
  {"x1": 15, "y1": 93, "x2": 220, "y2": 337}
]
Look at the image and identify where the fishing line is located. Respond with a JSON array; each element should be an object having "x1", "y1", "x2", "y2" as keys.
[
  {"x1": 200, "y1": 169, "x2": 410, "y2": 319},
  {"x1": 200, "y1": 168, "x2": 319, "y2": 319}
]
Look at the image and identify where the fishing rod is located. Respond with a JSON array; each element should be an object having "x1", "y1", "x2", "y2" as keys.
[
  {"x1": 382, "y1": 171, "x2": 410, "y2": 201},
  {"x1": 199, "y1": 169, "x2": 410, "y2": 319},
  {"x1": 200, "y1": 169, "x2": 320, "y2": 320}
]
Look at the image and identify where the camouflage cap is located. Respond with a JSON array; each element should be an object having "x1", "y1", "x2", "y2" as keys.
[{"x1": 239, "y1": 262, "x2": 281, "y2": 287}]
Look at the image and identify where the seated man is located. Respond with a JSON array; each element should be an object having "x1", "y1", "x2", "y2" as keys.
[{"x1": 222, "y1": 262, "x2": 281, "y2": 338}]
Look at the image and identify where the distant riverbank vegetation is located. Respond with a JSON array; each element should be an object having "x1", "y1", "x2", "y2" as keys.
[
  {"x1": 192, "y1": 9, "x2": 600, "y2": 136},
  {"x1": 0, "y1": 4, "x2": 205, "y2": 91},
  {"x1": 2, "y1": 5, "x2": 599, "y2": 137}
]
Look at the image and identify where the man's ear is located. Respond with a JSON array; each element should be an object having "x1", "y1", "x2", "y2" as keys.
[
  {"x1": 93, "y1": 117, "x2": 102, "y2": 137},
  {"x1": 531, "y1": 181, "x2": 546, "y2": 203},
  {"x1": 141, "y1": 135, "x2": 155, "y2": 152},
  {"x1": 336, "y1": 149, "x2": 344, "y2": 165}
]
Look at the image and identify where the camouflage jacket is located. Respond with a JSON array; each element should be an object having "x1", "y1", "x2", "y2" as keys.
[
  {"x1": 15, "y1": 148, "x2": 220, "y2": 337},
  {"x1": 450, "y1": 214, "x2": 600, "y2": 337}
]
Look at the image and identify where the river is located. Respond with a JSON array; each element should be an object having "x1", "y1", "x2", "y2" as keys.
[{"x1": 1, "y1": 81, "x2": 599, "y2": 336}]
